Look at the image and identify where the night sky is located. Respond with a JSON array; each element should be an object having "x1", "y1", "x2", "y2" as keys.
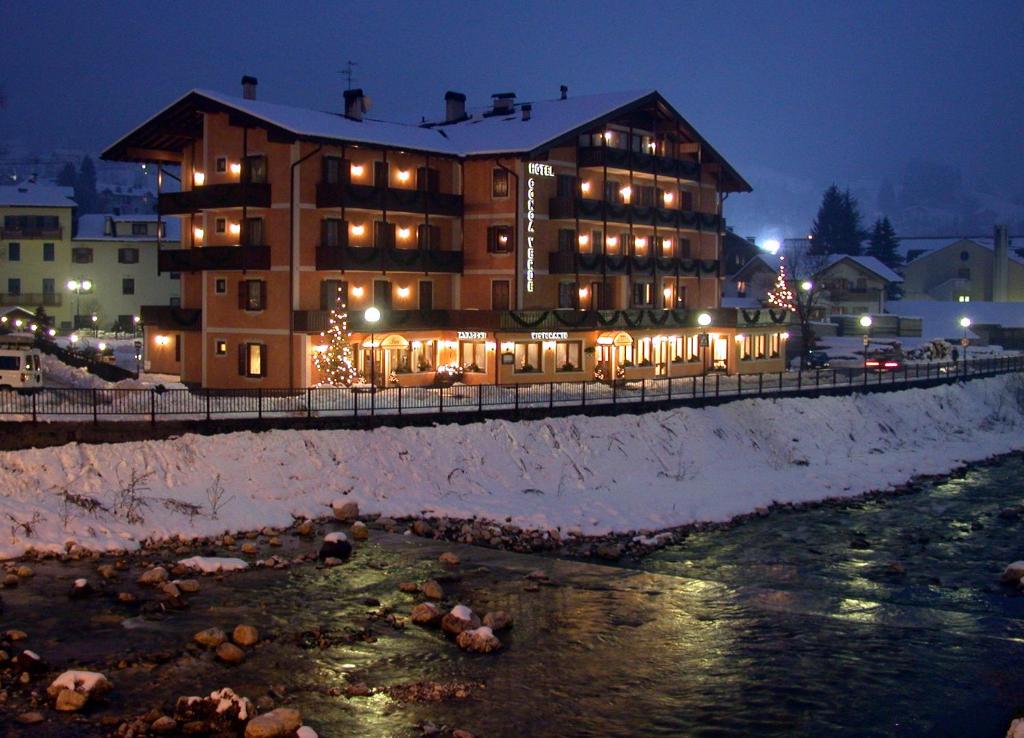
[{"x1": 1, "y1": 0, "x2": 1021, "y2": 239}]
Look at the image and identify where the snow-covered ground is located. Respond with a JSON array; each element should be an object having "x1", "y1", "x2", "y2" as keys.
[{"x1": 1, "y1": 374, "x2": 1022, "y2": 559}]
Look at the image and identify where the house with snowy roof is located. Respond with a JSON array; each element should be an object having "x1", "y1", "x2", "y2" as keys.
[
  {"x1": 101, "y1": 76, "x2": 793, "y2": 386},
  {"x1": 900, "y1": 230, "x2": 1023, "y2": 303}
]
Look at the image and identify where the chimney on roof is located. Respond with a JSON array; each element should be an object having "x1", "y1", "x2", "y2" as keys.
[
  {"x1": 521, "y1": 104, "x2": 532, "y2": 122},
  {"x1": 560, "y1": 85, "x2": 568, "y2": 100},
  {"x1": 343, "y1": 88, "x2": 367, "y2": 121},
  {"x1": 241, "y1": 75, "x2": 258, "y2": 100},
  {"x1": 993, "y1": 224, "x2": 1009, "y2": 302},
  {"x1": 444, "y1": 90, "x2": 467, "y2": 123},
  {"x1": 491, "y1": 92, "x2": 515, "y2": 115}
]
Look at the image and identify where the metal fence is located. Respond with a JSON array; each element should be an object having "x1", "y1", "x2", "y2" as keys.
[{"x1": 1, "y1": 356, "x2": 1021, "y2": 425}]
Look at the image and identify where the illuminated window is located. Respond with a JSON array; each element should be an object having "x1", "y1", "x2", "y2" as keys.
[
  {"x1": 769, "y1": 334, "x2": 781, "y2": 358},
  {"x1": 240, "y1": 342, "x2": 266, "y2": 378},
  {"x1": 957, "y1": 295, "x2": 970, "y2": 303},
  {"x1": 240, "y1": 280, "x2": 265, "y2": 311},
  {"x1": 632, "y1": 281, "x2": 654, "y2": 307},
  {"x1": 460, "y1": 341, "x2": 486, "y2": 373},
  {"x1": 215, "y1": 157, "x2": 227, "y2": 173},
  {"x1": 487, "y1": 225, "x2": 513, "y2": 254},
  {"x1": 215, "y1": 278, "x2": 227, "y2": 295},
  {"x1": 555, "y1": 341, "x2": 582, "y2": 372},
  {"x1": 215, "y1": 340, "x2": 227, "y2": 356},
  {"x1": 514, "y1": 342, "x2": 541, "y2": 373}
]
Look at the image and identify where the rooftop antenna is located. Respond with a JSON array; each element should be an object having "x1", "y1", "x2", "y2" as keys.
[{"x1": 340, "y1": 61, "x2": 358, "y2": 91}]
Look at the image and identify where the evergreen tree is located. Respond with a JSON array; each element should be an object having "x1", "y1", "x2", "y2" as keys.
[
  {"x1": 810, "y1": 184, "x2": 866, "y2": 255},
  {"x1": 57, "y1": 162, "x2": 77, "y2": 188},
  {"x1": 765, "y1": 256, "x2": 796, "y2": 310},
  {"x1": 312, "y1": 297, "x2": 359, "y2": 386},
  {"x1": 866, "y1": 217, "x2": 902, "y2": 269},
  {"x1": 74, "y1": 156, "x2": 98, "y2": 213}
]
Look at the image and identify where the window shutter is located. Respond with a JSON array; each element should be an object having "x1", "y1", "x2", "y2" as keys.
[
  {"x1": 238, "y1": 343, "x2": 246, "y2": 376},
  {"x1": 259, "y1": 344, "x2": 268, "y2": 377},
  {"x1": 238, "y1": 281, "x2": 247, "y2": 310},
  {"x1": 259, "y1": 281, "x2": 267, "y2": 310},
  {"x1": 320, "y1": 281, "x2": 330, "y2": 309},
  {"x1": 487, "y1": 226, "x2": 495, "y2": 252}
]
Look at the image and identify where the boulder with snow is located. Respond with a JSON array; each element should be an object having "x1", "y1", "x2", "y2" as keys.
[
  {"x1": 178, "y1": 556, "x2": 249, "y2": 574},
  {"x1": 456, "y1": 626, "x2": 502, "y2": 653},
  {"x1": 68, "y1": 578, "x2": 93, "y2": 599},
  {"x1": 351, "y1": 521, "x2": 369, "y2": 540},
  {"x1": 441, "y1": 604, "x2": 481, "y2": 636},
  {"x1": 332, "y1": 500, "x2": 359, "y2": 522},
  {"x1": 47, "y1": 670, "x2": 112, "y2": 711},
  {"x1": 244, "y1": 707, "x2": 302, "y2": 738},
  {"x1": 1001, "y1": 561, "x2": 1024, "y2": 585},
  {"x1": 410, "y1": 602, "x2": 443, "y2": 627},
  {"x1": 1007, "y1": 717, "x2": 1024, "y2": 738},
  {"x1": 138, "y1": 566, "x2": 169, "y2": 585},
  {"x1": 318, "y1": 532, "x2": 352, "y2": 561},
  {"x1": 175, "y1": 688, "x2": 253, "y2": 733}
]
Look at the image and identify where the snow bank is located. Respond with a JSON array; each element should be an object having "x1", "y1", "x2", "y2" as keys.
[{"x1": 1, "y1": 374, "x2": 1023, "y2": 559}]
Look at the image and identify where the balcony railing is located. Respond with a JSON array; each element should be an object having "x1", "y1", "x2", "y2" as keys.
[
  {"x1": 315, "y1": 245, "x2": 463, "y2": 273},
  {"x1": 578, "y1": 145, "x2": 702, "y2": 182},
  {"x1": 157, "y1": 245, "x2": 271, "y2": 273},
  {"x1": 293, "y1": 306, "x2": 751, "y2": 334},
  {"x1": 549, "y1": 197, "x2": 723, "y2": 230},
  {"x1": 548, "y1": 251, "x2": 719, "y2": 276},
  {"x1": 0, "y1": 292, "x2": 62, "y2": 307},
  {"x1": 316, "y1": 183, "x2": 462, "y2": 216},
  {"x1": 158, "y1": 182, "x2": 272, "y2": 215},
  {"x1": 140, "y1": 305, "x2": 202, "y2": 331},
  {"x1": 0, "y1": 227, "x2": 63, "y2": 239}
]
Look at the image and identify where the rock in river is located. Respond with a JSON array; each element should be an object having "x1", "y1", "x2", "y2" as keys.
[
  {"x1": 244, "y1": 707, "x2": 302, "y2": 738},
  {"x1": 456, "y1": 626, "x2": 502, "y2": 653},
  {"x1": 318, "y1": 532, "x2": 352, "y2": 561}
]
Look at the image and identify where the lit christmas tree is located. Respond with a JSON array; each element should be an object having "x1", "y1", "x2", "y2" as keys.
[
  {"x1": 312, "y1": 297, "x2": 359, "y2": 386},
  {"x1": 766, "y1": 255, "x2": 796, "y2": 310}
]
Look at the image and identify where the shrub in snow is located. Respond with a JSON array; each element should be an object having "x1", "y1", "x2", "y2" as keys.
[{"x1": 318, "y1": 532, "x2": 352, "y2": 561}]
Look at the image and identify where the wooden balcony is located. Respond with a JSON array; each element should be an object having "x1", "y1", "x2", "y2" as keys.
[
  {"x1": 158, "y1": 182, "x2": 271, "y2": 215},
  {"x1": 315, "y1": 245, "x2": 463, "y2": 273},
  {"x1": 548, "y1": 251, "x2": 718, "y2": 277},
  {"x1": 549, "y1": 197, "x2": 723, "y2": 230},
  {"x1": 0, "y1": 227, "x2": 63, "y2": 239},
  {"x1": 316, "y1": 182, "x2": 462, "y2": 216},
  {"x1": 292, "y1": 307, "x2": 741, "y2": 334},
  {"x1": 140, "y1": 305, "x2": 202, "y2": 331},
  {"x1": 157, "y1": 245, "x2": 270, "y2": 273},
  {"x1": 0, "y1": 292, "x2": 62, "y2": 307},
  {"x1": 577, "y1": 145, "x2": 702, "y2": 182}
]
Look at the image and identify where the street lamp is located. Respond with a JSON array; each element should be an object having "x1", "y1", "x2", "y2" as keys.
[
  {"x1": 800, "y1": 280, "x2": 813, "y2": 292},
  {"x1": 959, "y1": 316, "x2": 971, "y2": 374},
  {"x1": 66, "y1": 279, "x2": 93, "y2": 331},
  {"x1": 364, "y1": 306, "x2": 381, "y2": 388},
  {"x1": 697, "y1": 312, "x2": 711, "y2": 373},
  {"x1": 859, "y1": 315, "x2": 872, "y2": 383}
]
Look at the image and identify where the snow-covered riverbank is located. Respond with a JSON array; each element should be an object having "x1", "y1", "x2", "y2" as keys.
[{"x1": 1, "y1": 374, "x2": 1022, "y2": 559}]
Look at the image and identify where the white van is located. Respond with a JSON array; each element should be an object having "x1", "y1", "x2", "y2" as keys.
[{"x1": 0, "y1": 338, "x2": 43, "y2": 390}]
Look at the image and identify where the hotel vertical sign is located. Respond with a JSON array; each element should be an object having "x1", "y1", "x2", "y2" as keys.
[{"x1": 525, "y1": 162, "x2": 554, "y2": 293}]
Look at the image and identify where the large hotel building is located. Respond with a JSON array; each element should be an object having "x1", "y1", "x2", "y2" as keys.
[{"x1": 103, "y1": 78, "x2": 789, "y2": 389}]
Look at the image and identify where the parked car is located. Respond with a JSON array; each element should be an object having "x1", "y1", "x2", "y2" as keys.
[
  {"x1": 0, "y1": 338, "x2": 43, "y2": 391},
  {"x1": 806, "y1": 351, "x2": 831, "y2": 369}
]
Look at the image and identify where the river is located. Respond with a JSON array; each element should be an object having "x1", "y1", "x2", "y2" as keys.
[{"x1": 3, "y1": 454, "x2": 1023, "y2": 737}]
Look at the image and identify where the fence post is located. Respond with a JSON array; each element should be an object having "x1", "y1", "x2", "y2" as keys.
[
  {"x1": 640, "y1": 379, "x2": 646, "y2": 404},
  {"x1": 715, "y1": 373, "x2": 720, "y2": 399},
  {"x1": 515, "y1": 383, "x2": 520, "y2": 412},
  {"x1": 815, "y1": 370, "x2": 820, "y2": 390},
  {"x1": 863, "y1": 366, "x2": 868, "y2": 388},
  {"x1": 206, "y1": 388, "x2": 212, "y2": 422},
  {"x1": 758, "y1": 372, "x2": 763, "y2": 397},
  {"x1": 477, "y1": 383, "x2": 483, "y2": 413},
  {"x1": 737, "y1": 373, "x2": 742, "y2": 397},
  {"x1": 31, "y1": 390, "x2": 37, "y2": 424},
  {"x1": 779, "y1": 371, "x2": 783, "y2": 392},
  {"x1": 613, "y1": 378, "x2": 617, "y2": 405},
  {"x1": 92, "y1": 389, "x2": 98, "y2": 425},
  {"x1": 692, "y1": 375, "x2": 697, "y2": 399},
  {"x1": 439, "y1": 385, "x2": 444, "y2": 414},
  {"x1": 581, "y1": 380, "x2": 587, "y2": 407},
  {"x1": 668, "y1": 375, "x2": 673, "y2": 402},
  {"x1": 797, "y1": 370, "x2": 802, "y2": 391},
  {"x1": 550, "y1": 381, "x2": 555, "y2": 409},
  {"x1": 150, "y1": 389, "x2": 156, "y2": 425},
  {"x1": 398, "y1": 385, "x2": 403, "y2": 416}
]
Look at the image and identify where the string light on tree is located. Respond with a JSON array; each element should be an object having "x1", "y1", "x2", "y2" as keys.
[
  {"x1": 766, "y1": 255, "x2": 796, "y2": 310},
  {"x1": 312, "y1": 296, "x2": 359, "y2": 386}
]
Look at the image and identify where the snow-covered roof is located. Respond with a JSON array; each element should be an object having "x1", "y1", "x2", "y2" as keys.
[
  {"x1": 102, "y1": 88, "x2": 751, "y2": 191},
  {"x1": 0, "y1": 183, "x2": 76, "y2": 208},
  {"x1": 903, "y1": 237, "x2": 1024, "y2": 267},
  {"x1": 890, "y1": 300, "x2": 1024, "y2": 339},
  {"x1": 75, "y1": 213, "x2": 181, "y2": 241},
  {"x1": 732, "y1": 252, "x2": 781, "y2": 280},
  {"x1": 820, "y1": 254, "x2": 903, "y2": 283}
]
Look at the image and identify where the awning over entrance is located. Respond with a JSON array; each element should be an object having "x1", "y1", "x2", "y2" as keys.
[
  {"x1": 596, "y1": 331, "x2": 633, "y2": 347},
  {"x1": 361, "y1": 334, "x2": 410, "y2": 349}
]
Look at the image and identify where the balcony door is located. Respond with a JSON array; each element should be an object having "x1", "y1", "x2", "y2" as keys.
[
  {"x1": 491, "y1": 280, "x2": 510, "y2": 311},
  {"x1": 243, "y1": 155, "x2": 267, "y2": 184},
  {"x1": 242, "y1": 218, "x2": 264, "y2": 247},
  {"x1": 373, "y1": 279, "x2": 392, "y2": 310},
  {"x1": 419, "y1": 281, "x2": 433, "y2": 311}
]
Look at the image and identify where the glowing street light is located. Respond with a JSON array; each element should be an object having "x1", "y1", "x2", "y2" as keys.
[
  {"x1": 800, "y1": 280, "x2": 814, "y2": 292},
  {"x1": 66, "y1": 279, "x2": 93, "y2": 330},
  {"x1": 860, "y1": 315, "x2": 873, "y2": 381},
  {"x1": 959, "y1": 316, "x2": 971, "y2": 372}
]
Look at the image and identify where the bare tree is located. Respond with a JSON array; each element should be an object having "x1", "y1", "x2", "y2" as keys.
[{"x1": 766, "y1": 241, "x2": 829, "y2": 369}]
